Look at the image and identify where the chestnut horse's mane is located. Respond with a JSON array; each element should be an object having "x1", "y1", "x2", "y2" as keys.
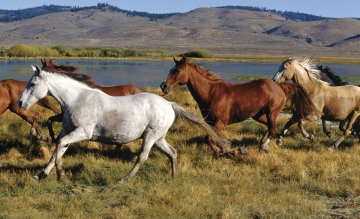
[
  {"x1": 41, "y1": 66, "x2": 97, "y2": 88},
  {"x1": 185, "y1": 59, "x2": 221, "y2": 80}
]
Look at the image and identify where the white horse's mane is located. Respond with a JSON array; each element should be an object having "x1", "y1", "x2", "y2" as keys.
[{"x1": 294, "y1": 57, "x2": 330, "y2": 86}]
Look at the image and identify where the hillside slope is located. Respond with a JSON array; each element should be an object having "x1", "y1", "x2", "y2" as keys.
[{"x1": 0, "y1": 7, "x2": 359, "y2": 58}]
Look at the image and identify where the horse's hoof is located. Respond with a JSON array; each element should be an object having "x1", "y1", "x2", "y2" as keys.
[
  {"x1": 276, "y1": 139, "x2": 282, "y2": 147},
  {"x1": 31, "y1": 175, "x2": 40, "y2": 183},
  {"x1": 326, "y1": 146, "x2": 335, "y2": 152},
  {"x1": 30, "y1": 128, "x2": 37, "y2": 137},
  {"x1": 261, "y1": 145, "x2": 270, "y2": 153},
  {"x1": 238, "y1": 147, "x2": 248, "y2": 155},
  {"x1": 310, "y1": 134, "x2": 315, "y2": 141},
  {"x1": 56, "y1": 169, "x2": 66, "y2": 180},
  {"x1": 32, "y1": 171, "x2": 47, "y2": 182}
]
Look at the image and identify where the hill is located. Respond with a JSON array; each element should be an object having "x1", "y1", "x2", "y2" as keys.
[{"x1": 0, "y1": 4, "x2": 360, "y2": 58}]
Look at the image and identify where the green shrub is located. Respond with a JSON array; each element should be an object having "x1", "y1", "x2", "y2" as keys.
[{"x1": 183, "y1": 48, "x2": 213, "y2": 58}]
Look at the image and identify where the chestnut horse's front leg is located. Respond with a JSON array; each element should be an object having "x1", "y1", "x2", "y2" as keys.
[{"x1": 47, "y1": 113, "x2": 64, "y2": 151}]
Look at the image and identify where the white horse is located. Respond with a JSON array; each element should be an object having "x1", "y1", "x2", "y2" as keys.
[
  {"x1": 17, "y1": 65, "x2": 235, "y2": 183},
  {"x1": 272, "y1": 57, "x2": 360, "y2": 151}
]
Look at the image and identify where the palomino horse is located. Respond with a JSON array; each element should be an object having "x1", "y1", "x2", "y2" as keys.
[
  {"x1": 272, "y1": 57, "x2": 360, "y2": 151},
  {"x1": 317, "y1": 65, "x2": 349, "y2": 138},
  {"x1": 17, "y1": 65, "x2": 231, "y2": 183},
  {"x1": 160, "y1": 56, "x2": 317, "y2": 154},
  {"x1": 40, "y1": 59, "x2": 145, "y2": 150},
  {"x1": 0, "y1": 79, "x2": 60, "y2": 140}
]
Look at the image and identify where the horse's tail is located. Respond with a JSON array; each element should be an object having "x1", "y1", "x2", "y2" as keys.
[
  {"x1": 278, "y1": 82, "x2": 320, "y2": 120},
  {"x1": 36, "y1": 97, "x2": 61, "y2": 114},
  {"x1": 170, "y1": 102, "x2": 229, "y2": 150}
]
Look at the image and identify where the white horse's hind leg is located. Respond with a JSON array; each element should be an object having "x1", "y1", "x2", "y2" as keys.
[
  {"x1": 118, "y1": 137, "x2": 156, "y2": 184},
  {"x1": 154, "y1": 138, "x2": 177, "y2": 176}
]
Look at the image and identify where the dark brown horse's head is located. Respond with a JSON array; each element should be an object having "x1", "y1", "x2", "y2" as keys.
[
  {"x1": 40, "y1": 58, "x2": 78, "y2": 73},
  {"x1": 160, "y1": 55, "x2": 190, "y2": 94}
]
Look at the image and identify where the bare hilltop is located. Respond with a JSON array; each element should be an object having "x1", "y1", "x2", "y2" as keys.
[{"x1": 1, "y1": 5, "x2": 360, "y2": 58}]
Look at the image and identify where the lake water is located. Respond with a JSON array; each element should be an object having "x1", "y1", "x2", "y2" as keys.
[{"x1": 1, "y1": 59, "x2": 359, "y2": 87}]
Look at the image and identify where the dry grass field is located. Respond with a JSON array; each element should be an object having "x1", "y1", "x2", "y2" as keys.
[{"x1": 0, "y1": 87, "x2": 359, "y2": 218}]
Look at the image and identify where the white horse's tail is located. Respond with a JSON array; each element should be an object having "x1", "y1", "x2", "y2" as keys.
[{"x1": 170, "y1": 102, "x2": 230, "y2": 151}]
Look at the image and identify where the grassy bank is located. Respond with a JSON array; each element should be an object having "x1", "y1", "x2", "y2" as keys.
[
  {"x1": 2, "y1": 44, "x2": 360, "y2": 64},
  {"x1": 0, "y1": 87, "x2": 359, "y2": 218}
]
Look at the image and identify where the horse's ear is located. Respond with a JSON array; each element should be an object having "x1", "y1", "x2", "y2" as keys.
[
  {"x1": 41, "y1": 58, "x2": 45, "y2": 66},
  {"x1": 286, "y1": 58, "x2": 293, "y2": 64},
  {"x1": 173, "y1": 56, "x2": 178, "y2": 63},
  {"x1": 35, "y1": 65, "x2": 42, "y2": 76},
  {"x1": 181, "y1": 55, "x2": 187, "y2": 62}
]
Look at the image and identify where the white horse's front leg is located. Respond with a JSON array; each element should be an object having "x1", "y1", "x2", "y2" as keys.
[{"x1": 32, "y1": 128, "x2": 90, "y2": 182}]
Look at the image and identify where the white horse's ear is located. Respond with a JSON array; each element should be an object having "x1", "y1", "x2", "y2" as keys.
[
  {"x1": 35, "y1": 65, "x2": 41, "y2": 76},
  {"x1": 31, "y1": 65, "x2": 36, "y2": 72}
]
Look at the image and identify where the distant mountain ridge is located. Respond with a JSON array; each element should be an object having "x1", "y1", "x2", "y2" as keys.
[
  {"x1": 1, "y1": 4, "x2": 360, "y2": 58},
  {"x1": 1, "y1": 3, "x2": 351, "y2": 23}
]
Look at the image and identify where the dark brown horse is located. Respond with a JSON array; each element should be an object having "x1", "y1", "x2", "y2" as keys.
[
  {"x1": 40, "y1": 59, "x2": 145, "y2": 150},
  {"x1": 0, "y1": 79, "x2": 60, "y2": 140},
  {"x1": 160, "y1": 56, "x2": 317, "y2": 155}
]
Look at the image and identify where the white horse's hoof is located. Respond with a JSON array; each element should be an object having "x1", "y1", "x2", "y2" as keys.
[
  {"x1": 276, "y1": 139, "x2": 282, "y2": 147},
  {"x1": 326, "y1": 146, "x2": 335, "y2": 152},
  {"x1": 31, "y1": 175, "x2": 40, "y2": 183}
]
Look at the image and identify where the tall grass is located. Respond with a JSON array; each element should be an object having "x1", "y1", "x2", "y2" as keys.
[{"x1": 0, "y1": 88, "x2": 359, "y2": 218}]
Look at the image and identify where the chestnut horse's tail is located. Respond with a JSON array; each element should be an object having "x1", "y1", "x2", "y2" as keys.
[
  {"x1": 278, "y1": 82, "x2": 320, "y2": 120},
  {"x1": 36, "y1": 97, "x2": 61, "y2": 114},
  {"x1": 170, "y1": 102, "x2": 230, "y2": 151}
]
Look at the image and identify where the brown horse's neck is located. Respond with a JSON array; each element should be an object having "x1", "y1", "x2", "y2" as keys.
[{"x1": 186, "y1": 68, "x2": 217, "y2": 105}]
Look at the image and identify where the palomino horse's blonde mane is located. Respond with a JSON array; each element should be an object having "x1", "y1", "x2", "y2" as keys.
[{"x1": 294, "y1": 57, "x2": 330, "y2": 86}]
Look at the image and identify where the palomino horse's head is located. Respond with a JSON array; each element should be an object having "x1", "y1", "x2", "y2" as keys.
[
  {"x1": 272, "y1": 58, "x2": 295, "y2": 83},
  {"x1": 160, "y1": 56, "x2": 190, "y2": 94},
  {"x1": 17, "y1": 65, "x2": 48, "y2": 110}
]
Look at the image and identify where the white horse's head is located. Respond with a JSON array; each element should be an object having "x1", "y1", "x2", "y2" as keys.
[{"x1": 17, "y1": 65, "x2": 49, "y2": 110}]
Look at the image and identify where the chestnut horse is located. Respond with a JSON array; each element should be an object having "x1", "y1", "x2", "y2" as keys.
[
  {"x1": 0, "y1": 79, "x2": 60, "y2": 140},
  {"x1": 160, "y1": 56, "x2": 317, "y2": 154},
  {"x1": 40, "y1": 59, "x2": 145, "y2": 150}
]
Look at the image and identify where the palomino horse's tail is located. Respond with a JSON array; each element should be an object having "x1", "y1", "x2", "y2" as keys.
[
  {"x1": 170, "y1": 102, "x2": 230, "y2": 152},
  {"x1": 36, "y1": 97, "x2": 61, "y2": 114},
  {"x1": 278, "y1": 82, "x2": 320, "y2": 120}
]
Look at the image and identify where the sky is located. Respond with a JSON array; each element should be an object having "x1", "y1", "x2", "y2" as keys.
[{"x1": 2, "y1": 0, "x2": 359, "y2": 19}]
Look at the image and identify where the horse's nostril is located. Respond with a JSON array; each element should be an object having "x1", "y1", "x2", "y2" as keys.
[{"x1": 160, "y1": 83, "x2": 167, "y2": 89}]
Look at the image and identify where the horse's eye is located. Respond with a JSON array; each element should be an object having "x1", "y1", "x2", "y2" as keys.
[{"x1": 30, "y1": 83, "x2": 35, "y2": 87}]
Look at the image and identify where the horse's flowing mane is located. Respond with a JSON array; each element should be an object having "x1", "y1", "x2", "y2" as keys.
[
  {"x1": 294, "y1": 57, "x2": 330, "y2": 86},
  {"x1": 316, "y1": 65, "x2": 349, "y2": 86},
  {"x1": 41, "y1": 66, "x2": 96, "y2": 88},
  {"x1": 186, "y1": 60, "x2": 221, "y2": 80}
]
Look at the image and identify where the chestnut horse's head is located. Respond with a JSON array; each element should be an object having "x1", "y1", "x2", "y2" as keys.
[
  {"x1": 160, "y1": 56, "x2": 190, "y2": 94},
  {"x1": 40, "y1": 58, "x2": 78, "y2": 73}
]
